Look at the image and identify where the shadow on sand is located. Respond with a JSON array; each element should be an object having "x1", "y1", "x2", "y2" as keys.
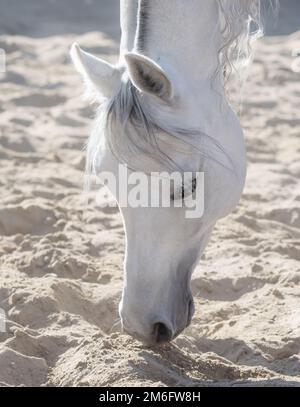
[{"x1": 131, "y1": 337, "x2": 300, "y2": 386}]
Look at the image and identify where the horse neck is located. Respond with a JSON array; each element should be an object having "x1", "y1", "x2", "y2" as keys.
[
  {"x1": 134, "y1": 0, "x2": 223, "y2": 85},
  {"x1": 119, "y1": 0, "x2": 139, "y2": 63}
]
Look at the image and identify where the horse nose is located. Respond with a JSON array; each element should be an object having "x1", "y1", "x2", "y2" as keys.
[{"x1": 152, "y1": 322, "x2": 173, "y2": 344}]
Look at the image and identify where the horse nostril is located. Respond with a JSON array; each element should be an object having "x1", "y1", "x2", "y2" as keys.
[{"x1": 153, "y1": 322, "x2": 173, "y2": 344}]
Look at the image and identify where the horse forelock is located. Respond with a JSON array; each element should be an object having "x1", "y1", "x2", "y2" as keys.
[
  {"x1": 85, "y1": 0, "x2": 279, "y2": 183},
  {"x1": 85, "y1": 76, "x2": 235, "y2": 184}
]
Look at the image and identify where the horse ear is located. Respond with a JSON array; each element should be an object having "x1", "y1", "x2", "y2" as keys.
[
  {"x1": 70, "y1": 43, "x2": 121, "y2": 99},
  {"x1": 124, "y1": 53, "x2": 173, "y2": 101}
]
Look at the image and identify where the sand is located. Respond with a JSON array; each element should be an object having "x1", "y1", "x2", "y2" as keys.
[{"x1": 0, "y1": 0, "x2": 299, "y2": 387}]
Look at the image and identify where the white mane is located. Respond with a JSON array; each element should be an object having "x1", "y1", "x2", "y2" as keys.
[{"x1": 218, "y1": 0, "x2": 278, "y2": 77}]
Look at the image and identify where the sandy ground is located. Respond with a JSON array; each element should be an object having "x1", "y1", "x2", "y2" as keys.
[{"x1": 0, "y1": 0, "x2": 300, "y2": 387}]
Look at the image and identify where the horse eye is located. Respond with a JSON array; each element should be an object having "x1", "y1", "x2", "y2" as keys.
[
  {"x1": 171, "y1": 177, "x2": 197, "y2": 201},
  {"x1": 192, "y1": 177, "x2": 197, "y2": 193},
  {"x1": 182, "y1": 177, "x2": 197, "y2": 199}
]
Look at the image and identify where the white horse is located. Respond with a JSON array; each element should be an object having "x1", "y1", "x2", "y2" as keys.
[{"x1": 71, "y1": 0, "x2": 271, "y2": 345}]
